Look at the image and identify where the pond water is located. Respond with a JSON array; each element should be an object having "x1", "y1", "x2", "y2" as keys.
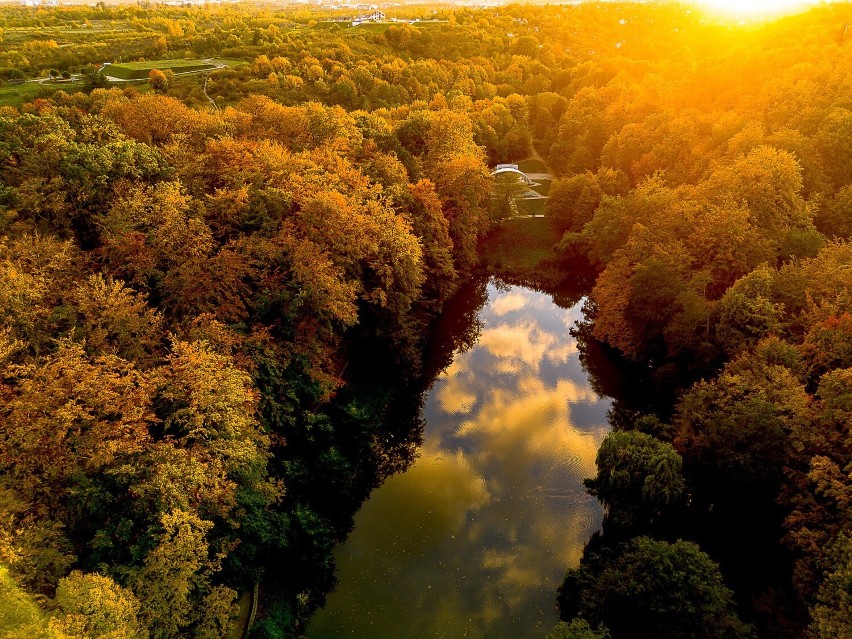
[{"x1": 307, "y1": 279, "x2": 613, "y2": 638}]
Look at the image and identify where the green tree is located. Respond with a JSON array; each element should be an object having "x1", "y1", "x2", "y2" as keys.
[
  {"x1": 136, "y1": 510, "x2": 234, "y2": 639},
  {"x1": 815, "y1": 185, "x2": 852, "y2": 239},
  {"x1": 0, "y1": 565, "x2": 53, "y2": 639},
  {"x1": 559, "y1": 538, "x2": 754, "y2": 639},
  {"x1": 674, "y1": 355, "x2": 810, "y2": 503},
  {"x1": 547, "y1": 169, "x2": 629, "y2": 234},
  {"x1": 809, "y1": 533, "x2": 852, "y2": 639},
  {"x1": 585, "y1": 430, "x2": 684, "y2": 529},
  {"x1": 715, "y1": 265, "x2": 783, "y2": 355},
  {"x1": 81, "y1": 64, "x2": 109, "y2": 90},
  {"x1": 546, "y1": 619, "x2": 610, "y2": 639},
  {"x1": 815, "y1": 108, "x2": 852, "y2": 188}
]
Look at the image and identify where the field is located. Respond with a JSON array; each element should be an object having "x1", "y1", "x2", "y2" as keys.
[
  {"x1": 517, "y1": 158, "x2": 548, "y2": 174},
  {"x1": 0, "y1": 80, "x2": 83, "y2": 107},
  {"x1": 315, "y1": 20, "x2": 448, "y2": 34},
  {"x1": 517, "y1": 197, "x2": 546, "y2": 216},
  {"x1": 480, "y1": 217, "x2": 562, "y2": 273},
  {"x1": 206, "y1": 58, "x2": 250, "y2": 67},
  {"x1": 103, "y1": 59, "x2": 217, "y2": 80},
  {"x1": 0, "y1": 20, "x2": 134, "y2": 44},
  {"x1": 531, "y1": 179, "x2": 551, "y2": 197}
]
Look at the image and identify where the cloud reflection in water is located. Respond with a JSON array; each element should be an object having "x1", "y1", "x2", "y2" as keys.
[{"x1": 307, "y1": 282, "x2": 611, "y2": 639}]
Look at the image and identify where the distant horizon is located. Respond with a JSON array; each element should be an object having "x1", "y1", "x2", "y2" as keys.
[{"x1": 0, "y1": 0, "x2": 834, "y2": 17}]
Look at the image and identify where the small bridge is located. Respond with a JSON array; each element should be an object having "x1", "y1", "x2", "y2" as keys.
[
  {"x1": 491, "y1": 164, "x2": 535, "y2": 185},
  {"x1": 490, "y1": 158, "x2": 553, "y2": 221}
]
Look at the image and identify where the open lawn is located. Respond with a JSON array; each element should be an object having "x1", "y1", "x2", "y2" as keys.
[
  {"x1": 517, "y1": 198, "x2": 546, "y2": 217},
  {"x1": 207, "y1": 58, "x2": 250, "y2": 67},
  {"x1": 531, "y1": 179, "x2": 552, "y2": 196},
  {"x1": 409, "y1": 20, "x2": 448, "y2": 28},
  {"x1": 351, "y1": 22, "x2": 394, "y2": 33},
  {"x1": 315, "y1": 20, "x2": 449, "y2": 33},
  {"x1": 517, "y1": 158, "x2": 548, "y2": 174},
  {"x1": 0, "y1": 80, "x2": 83, "y2": 107},
  {"x1": 104, "y1": 59, "x2": 217, "y2": 80},
  {"x1": 480, "y1": 217, "x2": 561, "y2": 272},
  {"x1": 314, "y1": 21, "x2": 347, "y2": 30}
]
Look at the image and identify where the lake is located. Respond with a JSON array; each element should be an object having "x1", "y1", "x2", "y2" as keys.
[{"x1": 307, "y1": 279, "x2": 613, "y2": 638}]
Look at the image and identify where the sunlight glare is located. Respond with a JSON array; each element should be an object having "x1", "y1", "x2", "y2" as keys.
[{"x1": 697, "y1": 0, "x2": 816, "y2": 18}]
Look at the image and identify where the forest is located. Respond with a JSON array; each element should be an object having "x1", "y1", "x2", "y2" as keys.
[{"x1": 0, "y1": 2, "x2": 849, "y2": 639}]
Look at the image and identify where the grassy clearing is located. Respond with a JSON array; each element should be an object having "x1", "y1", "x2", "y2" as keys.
[
  {"x1": 532, "y1": 179, "x2": 552, "y2": 196},
  {"x1": 114, "y1": 59, "x2": 216, "y2": 71},
  {"x1": 410, "y1": 21, "x2": 448, "y2": 28},
  {"x1": 0, "y1": 80, "x2": 83, "y2": 107},
  {"x1": 518, "y1": 198, "x2": 546, "y2": 216},
  {"x1": 351, "y1": 22, "x2": 393, "y2": 33},
  {"x1": 0, "y1": 82, "x2": 47, "y2": 106},
  {"x1": 207, "y1": 58, "x2": 249, "y2": 67},
  {"x1": 517, "y1": 158, "x2": 548, "y2": 174},
  {"x1": 481, "y1": 216, "x2": 561, "y2": 272},
  {"x1": 315, "y1": 20, "x2": 448, "y2": 33},
  {"x1": 104, "y1": 59, "x2": 216, "y2": 79}
]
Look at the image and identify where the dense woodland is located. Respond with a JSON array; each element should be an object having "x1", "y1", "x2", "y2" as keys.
[{"x1": 0, "y1": 3, "x2": 850, "y2": 639}]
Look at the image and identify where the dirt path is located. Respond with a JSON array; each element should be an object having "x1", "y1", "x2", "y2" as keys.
[
  {"x1": 203, "y1": 72, "x2": 218, "y2": 111},
  {"x1": 528, "y1": 143, "x2": 556, "y2": 176}
]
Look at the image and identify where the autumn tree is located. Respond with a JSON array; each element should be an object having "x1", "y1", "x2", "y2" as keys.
[
  {"x1": 673, "y1": 355, "x2": 810, "y2": 504},
  {"x1": 50, "y1": 571, "x2": 145, "y2": 639},
  {"x1": 423, "y1": 109, "x2": 491, "y2": 271},
  {"x1": 148, "y1": 68, "x2": 169, "y2": 93},
  {"x1": 135, "y1": 510, "x2": 236, "y2": 639}
]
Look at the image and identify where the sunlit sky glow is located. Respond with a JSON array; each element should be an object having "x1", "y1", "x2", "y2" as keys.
[{"x1": 696, "y1": 0, "x2": 820, "y2": 18}]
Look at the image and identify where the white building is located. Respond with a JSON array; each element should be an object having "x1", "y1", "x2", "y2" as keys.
[{"x1": 352, "y1": 11, "x2": 385, "y2": 25}]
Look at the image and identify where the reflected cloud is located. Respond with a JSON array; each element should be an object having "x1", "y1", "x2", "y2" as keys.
[
  {"x1": 490, "y1": 291, "x2": 528, "y2": 316},
  {"x1": 354, "y1": 442, "x2": 490, "y2": 550},
  {"x1": 436, "y1": 375, "x2": 478, "y2": 414},
  {"x1": 308, "y1": 282, "x2": 611, "y2": 639},
  {"x1": 457, "y1": 376, "x2": 604, "y2": 494},
  {"x1": 545, "y1": 339, "x2": 579, "y2": 364},
  {"x1": 478, "y1": 321, "x2": 555, "y2": 369},
  {"x1": 443, "y1": 357, "x2": 464, "y2": 379}
]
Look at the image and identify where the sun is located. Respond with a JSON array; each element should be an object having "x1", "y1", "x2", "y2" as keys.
[{"x1": 697, "y1": 0, "x2": 816, "y2": 18}]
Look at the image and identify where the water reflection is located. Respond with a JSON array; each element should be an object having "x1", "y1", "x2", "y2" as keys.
[{"x1": 307, "y1": 280, "x2": 611, "y2": 638}]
